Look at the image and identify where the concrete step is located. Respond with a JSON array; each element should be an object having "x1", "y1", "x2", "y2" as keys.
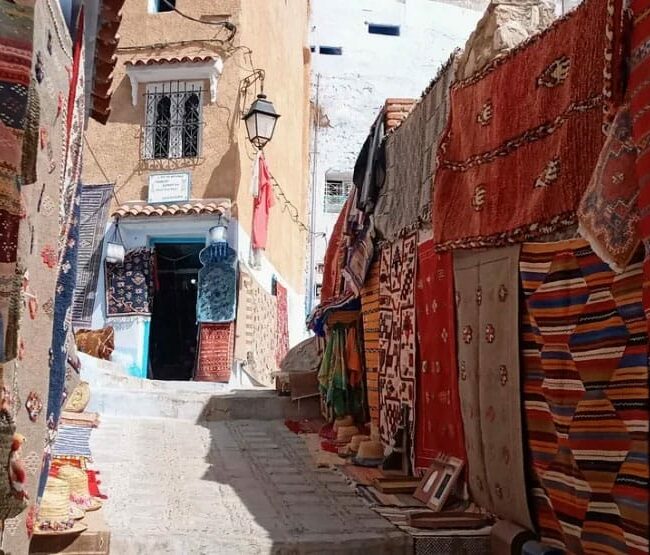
[{"x1": 87, "y1": 386, "x2": 321, "y2": 423}]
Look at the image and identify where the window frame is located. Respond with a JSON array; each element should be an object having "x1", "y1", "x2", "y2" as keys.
[
  {"x1": 323, "y1": 179, "x2": 352, "y2": 214},
  {"x1": 142, "y1": 80, "x2": 204, "y2": 161}
]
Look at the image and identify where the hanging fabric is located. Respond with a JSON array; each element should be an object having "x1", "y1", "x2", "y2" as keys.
[
  {"x1": 251, "y1": 153, "x2": 274, "y2": 250},
  {"x1": 196, "y1": 243, "x2": 237, "y2": 323}
]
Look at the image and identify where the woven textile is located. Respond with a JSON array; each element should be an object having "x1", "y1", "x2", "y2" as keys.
[
  {"x1": 2, "y1": 1, "x2": 74, "y2": 550},
  {"x1": 195, "y1": 322, "x2": 234, "y2": 383},
  {"x1": 52, "y1": 425, "x2": 92, "y2": 460},
  {"x1": 375, "y1": 54, "x2": 458, "y2": 239},
  {"x1": 275, "y1": 282, "x2": 289, "y2": 366},
  {"x1": 361, "y1": 260, "x2": 380, "y2": 425},
  {"x1": 196, "y1": 244, "x2": 237, "y2": 323},
  {"x1": 433, "y1": 0, "x2": 621, "y2": 251},
  {"x1": 414, "y1": 241, "x2": 465, "y2": 471},
  {"x1": 105, "y1": 248, "x2": 154, "y2": 317},
  {"x1": 378, "y1": 232, "x2": 417, "y2": 467},
  {"x1": 72, "y1": 183, "x2": 113, "y2": 326},
  {"x1": 578, "y1": 105, "x2": 640, "y2": 272},
  {"x1": 320, "y1": 195, "x2": 352, "y2": 303},
  {"x1": 630, "y1": 0, "x2": 650, "y2": 324},
  {"x1": 453, "y1": 246, "x2": 532, "y2": 530},
  {"x1": 520, "y1": 239, "x2": 649, "y2": 554},
  {"x1": 234, "y1": 270, "x2": 278, "y2": 386}
]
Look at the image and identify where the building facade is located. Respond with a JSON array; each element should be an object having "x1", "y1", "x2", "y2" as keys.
[
  {"x1": 81, "y1": 0, "x2": 311, "y2": 380},
  {"x1": 306, "y1": 0, "x2": 486, "y2": 311}
]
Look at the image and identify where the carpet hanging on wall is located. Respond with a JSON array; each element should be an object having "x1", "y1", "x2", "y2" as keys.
[
  {"x1": 105, "y1": 247, "x2": 155, "y2": 317},
  {"x1": 414, "y1": 240, "x2": 465, "y2": 471},
  {"x1": 361, "y1": 259, "x2": 381, "y2": 426},
  {"x1": 432, "y1": 0, "x2": 623, "y2": 251},
  {"x1": 520, "y1": 239, "x2": 649, "y2": 554},
  {"x1": 195, "y1": 322, "x2": 235, "y2": 383},
  {"x1": 453, "y1": 245, "x2": 532, "y2": 530},
  {"x1": 378, "y1": 232, "x2": 417, "y2": 468}
]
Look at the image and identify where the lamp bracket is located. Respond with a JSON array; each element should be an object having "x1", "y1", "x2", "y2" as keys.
[{"x1": 240, "y1": 69, "x2": 266, "y2": 117}]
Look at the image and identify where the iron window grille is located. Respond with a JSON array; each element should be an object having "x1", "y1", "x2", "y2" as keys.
[
  {"x1": 142, "y1": 81, "x2": 204, "y2": 160},
  {"x1": 323, "y1": 179, "x2": 352, "y2": 213}
]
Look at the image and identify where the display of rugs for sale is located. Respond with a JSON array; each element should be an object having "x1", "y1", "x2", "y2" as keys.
[
  {"x1": 378, "y1": 232, "x2": 417, "y2": 467},
  {"x1": 520, "y1": 239, "x2": 649, "y2": 554},
  {"x1": 234, "y1": 269, "x2": 278, "y2": 387},
  {"x1": 105, "y1": 247, "x2": 154, "y2": 317},
  {"x1": 361, "y1": 259, "x2": 381, "y2": 425},
  {"x1": 453, "y1": 246, "x2": 533, "y2": 530},
  {"x1": 432, "y1": 0, "x2": 623, "y2": 251},
  {"x1": 414, "y1": 241, "x2": 465, "y2": 471},
  {"x1": 195, "y1": 322, "x2": 235, "y2": 383}
]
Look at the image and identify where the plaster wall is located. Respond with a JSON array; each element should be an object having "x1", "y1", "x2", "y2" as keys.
[
  {"x1": 83, "y1": 0, "x2": 310, "y2": 294},
  {"x1": 307, "y1": 0, "x2": 484, "y2": 306}
]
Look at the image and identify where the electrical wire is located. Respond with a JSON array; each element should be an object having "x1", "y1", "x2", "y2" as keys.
[
  {"x1": 158, "y1": 0, "x2": 237, "y2": 40},
  {"x1": 269, "y1": 172, "x2": 325, "y2": 239}
]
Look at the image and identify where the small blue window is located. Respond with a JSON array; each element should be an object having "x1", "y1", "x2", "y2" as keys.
[
  {"x1": 368, "y1": 24, "x2": 400, "y2": 36},
  {"x1": 319, "y1": 46, "x2": 343, "y2": 56}
]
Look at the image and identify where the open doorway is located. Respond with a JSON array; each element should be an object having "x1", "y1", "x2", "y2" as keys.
[{"x1": 149, "y1": 241, "x2": 203, "y2": 380}]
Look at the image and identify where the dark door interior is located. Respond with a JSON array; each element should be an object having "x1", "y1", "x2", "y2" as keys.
[{"x1": 149, "y1": 242, "x2": 203, "y2": 380}]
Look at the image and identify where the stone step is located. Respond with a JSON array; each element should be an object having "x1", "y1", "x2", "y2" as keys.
[{"x1": 88, "y1": 386, "x2": 321, "y2": 423}]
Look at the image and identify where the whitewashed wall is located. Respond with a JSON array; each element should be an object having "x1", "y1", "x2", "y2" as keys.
[{"x1": 307, "y1": 0, "x2": 484, "y2": 308}]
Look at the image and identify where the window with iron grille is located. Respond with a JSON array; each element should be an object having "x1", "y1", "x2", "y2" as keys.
[
  {"x1": 323, "y1": 179, "x2": 352, "y2": 213},
  {"x1": 142, "y1": 81, "x2": 204, "y2": 160}
]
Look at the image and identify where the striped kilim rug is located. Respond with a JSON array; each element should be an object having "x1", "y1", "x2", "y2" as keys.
[
  {"x1": 361, "y1": 259, "x2": 380, "y2": 426},
  {"x1": 520, "y1": 239, "x2": 649, "y2": 554},
  {"x1": 52, "y1": 425, "x2": 93, "y2": 460}
]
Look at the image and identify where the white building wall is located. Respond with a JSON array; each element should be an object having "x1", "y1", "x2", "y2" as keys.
[{"x1": 307, "y1": 0, "x2": 485, "y2": 309}]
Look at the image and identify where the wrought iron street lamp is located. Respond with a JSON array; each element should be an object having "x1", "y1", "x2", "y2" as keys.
[{"x1": 243, "y1": 93, "x2": 280, "y2": 149}]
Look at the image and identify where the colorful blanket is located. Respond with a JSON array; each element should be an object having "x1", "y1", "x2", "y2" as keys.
[
  {"x1": 414, "y1": 241, "x2": 465, "y2": 471},
  {"x1": 578, "y1": 105, "x2": 640, "y2": 272},
  {"x1": 196, "y1": 244, "x2": 237, "y2": 323},
  {"x1": 195, "y1": 322, "x2": 234, "y2": 383},
  {"x1": 453, "y1": 245, "x2": 532, "y2": 530},
  {"x1": 72, "y1": 183, "x2": 113, "y2": 326},
  {"x1": 433, "y1": 0, "x2": 621, "y2": 251},
  {"x1": 105, "y1": 248, "x2": 154, "y2": 317},
  {"x1": 520, "y1": 239, "x2": 649, "y2": 554},
  {"x1": 52, "y1": 425, "x2": 92, "y2": 460},
  {"x1": 378, "y1": 232, "x2": 417, "y2": 468},
  {"x1": 234, "y1": 270, "x2": 278, "y2": 386},
  {"x1": 361, "y1": 260, "x2": 380, "y2": 426}
]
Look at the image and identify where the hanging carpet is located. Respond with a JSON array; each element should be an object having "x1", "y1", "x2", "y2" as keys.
[
  {"x1": 195, "y1": 322, "x2": 234, "y2": 383},
  {"x1": 378, "y1": 232, "x2": 417, "y2": 469},
  {"x1": 234, "y1": 269, "x2": 278, "y2": 387},
  {"x1": 105, "y1": 247, "x2": 154, "y2": 317},
  {"x1": 361, "y1": 259, "x2": 381, "y2": 426},
  {"x1": 414, "y1": 240, "x2": 465, "y2": 471},
  {"x1": 520, "y1": 239, "x2": 649, "y2": 554},
  {"x1": 275, "y1": 281, "x2": 289, "y2": 366},
  {"x1": 196, "y1": 243, "x2": 237, "y2": 323},
  {"x1": 578, "y1": 105, "x2": 640, "y2": 273},
  {"x1": 72, "y1": 183, "x2": 113, "y2": 327},
  {"x1": 433, "y1": 0, "x2": 623, "y2": 251},
  {"x1": 453, "y1": 245, "x2": 532, "y2": 530}
]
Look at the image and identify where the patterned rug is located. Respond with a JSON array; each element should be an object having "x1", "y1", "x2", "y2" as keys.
[
  {"x1": 196, "y1": 244, "x2": 237, "y2": 323},
  {"x1": 275, "y1": 281, "x2": 289, "y2": 366},
  {"x1": 414, "y1": 240, "x2": 465, "y2": 472},
  {"x1": 234, "y1": 270, "x2": 278, "y2": 387},
  {"x1": 195, "y1": 323, "x2": 234, "y2": 383},
  {"x1": 52, "y1": 425, "x2": 92, "y2": 460},
  {"x1": 374, "y1": 53, "x2": 458, "y2": 239},
  {"x1": 578, "y1": 105, "x2": 640, "y2": 272},
  {"x1": 378, "y1": 232, "x2": 417, "y2": 468},
  {"x1": 320, "y1": 195, "x2": 352, "y2": 304},
  {"x1": 433, "y1": 0, "x2": 622, "y2": 251},
  {"x1": 453, "y1": 246, "x2": 532, "y2": 530},
  {"x1": 105, "y1": 248, "x2": 154, "y2": 317},
  {"x1": 72, "y1": 183, "x2": 113, "y2": 327},
  {"x1": 520, "y1": 239, "x2": 649, "y2": 554},
  {"x1": 630, "y1": 0, "x2": 650, "y2": 324},
  {"x1": 361, "y1": 259, "x2": 380, "y2": 426}
]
